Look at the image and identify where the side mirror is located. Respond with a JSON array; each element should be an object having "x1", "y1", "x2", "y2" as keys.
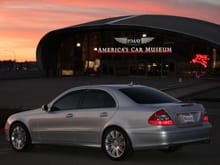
[{"x1": 42, "y1": 104, "x2": 49, "y2": 112}]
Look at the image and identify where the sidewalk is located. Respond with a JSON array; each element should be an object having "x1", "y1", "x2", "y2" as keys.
[{"x1": 164, "y1": 81, "x2": 220, "y2": 99}]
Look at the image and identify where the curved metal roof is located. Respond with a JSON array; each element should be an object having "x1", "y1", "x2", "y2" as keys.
[
  {"x1": 75, "y1": 14, "x2": 220, "y2": 46},
  {"x1": 39, "y1": 15, "x2": 220, "y2": 47}
]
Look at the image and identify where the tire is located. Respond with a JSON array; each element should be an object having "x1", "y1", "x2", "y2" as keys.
[
  {"x1": 9, "y1": 123, "x2": 32, "y2": 152},
  {"x1": 102, "y1": 127, "x2": 133, "y2": 160}
]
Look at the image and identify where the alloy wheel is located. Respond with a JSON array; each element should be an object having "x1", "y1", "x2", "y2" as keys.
[
  {"x1": 10, "y1": 123, "x2": 32, "y2": 152},
  {"x1": 102, "y1": 128, "x2": 133, "y2": 160}
]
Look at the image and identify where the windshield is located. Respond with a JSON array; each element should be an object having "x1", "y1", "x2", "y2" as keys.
[{"x1": 119, "y1": 87, "x2": 179, "y2": 104}]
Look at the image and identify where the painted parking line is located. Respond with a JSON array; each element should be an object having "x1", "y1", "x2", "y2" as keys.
[{"x1": 0, "y1": 148, "x2": 11, "y2": 154}]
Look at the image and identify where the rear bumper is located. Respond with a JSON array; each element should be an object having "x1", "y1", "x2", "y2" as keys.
[{"x1": 129, "y1": 122, "x2": 212, "y2": 150}]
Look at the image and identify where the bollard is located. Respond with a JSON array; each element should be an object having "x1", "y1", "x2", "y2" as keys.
[{"x1": 178, "y1": 77, "x2": 182, "y2": 83}]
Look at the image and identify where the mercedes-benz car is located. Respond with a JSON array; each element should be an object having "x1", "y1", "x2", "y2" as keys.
[{"x1": 5, "y1": 84, "x2": 212, "y2": 160}]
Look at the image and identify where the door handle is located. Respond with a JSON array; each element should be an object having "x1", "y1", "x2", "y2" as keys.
[
  {"x1": 100, "y1": 112, "x2": 108, "y2": 117},
  {"x1": 65, "y1": 113, "x2": 74, "y2": 118}
]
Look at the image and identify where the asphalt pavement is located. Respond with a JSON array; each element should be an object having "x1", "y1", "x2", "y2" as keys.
[
  {"x1": 1, "y1": 75, "x2": 220, "y2": 164},
  {"x1": 0, "y1": 87, "x2": 220, "y2": 165},
  {"x1": 0, "y1": 76, "x2": 219, "y2": 109}
]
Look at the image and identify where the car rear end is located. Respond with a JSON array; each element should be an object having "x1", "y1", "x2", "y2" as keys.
[
  {"x1": 124, "y1": 102, "x2": 211, "y2": 150},
  {"x1": 116, "y1": 85, "x2": 212, "y2": 150},
  {"x1": 154, "y1": 103, "x2": 210, "y2": 144}
]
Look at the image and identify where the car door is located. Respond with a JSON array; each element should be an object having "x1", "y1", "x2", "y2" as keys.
[
  {"x1": 37, "y1": 89, "x2": 84, "y2": 144},
  {"x1": 72, "y1": 89, "x2": 117, "y2": 146}
]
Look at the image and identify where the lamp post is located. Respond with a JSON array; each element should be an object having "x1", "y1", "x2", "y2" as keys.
[{"x1": 212, "y1": 48, "x2": 217, "y2": 70}]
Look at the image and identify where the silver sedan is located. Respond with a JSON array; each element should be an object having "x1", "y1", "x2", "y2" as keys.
[{"x1": 5, "y1": 84, "x2": 212, "y2": 160}]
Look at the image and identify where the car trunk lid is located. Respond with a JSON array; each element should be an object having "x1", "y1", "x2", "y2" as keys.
[{"x1": 147, "y1": 102, "x2": 205, "y2": 127}]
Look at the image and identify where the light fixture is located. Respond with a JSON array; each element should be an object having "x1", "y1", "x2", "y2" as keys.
[
  {"x1": 142, "y1": 34, "x2": 147, "y2": 38},
  {"x1": 76, "y1": 43, "x2": 81, "y2": 47},
  {"x1": 94, "y1": 47, "x2": 98, "y2": 51},
  {"x1": 212, "y1": 48, "x2": 217, "y2": 69}
]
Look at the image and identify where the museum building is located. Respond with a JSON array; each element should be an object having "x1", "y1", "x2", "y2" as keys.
[{"x1": 36, "y1": 15, "x2": 220, "y2": 77}]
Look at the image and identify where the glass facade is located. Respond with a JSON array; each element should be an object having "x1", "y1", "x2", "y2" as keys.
[{"x1": 49, "y1": 29, "x2": 219, "y2": 77}]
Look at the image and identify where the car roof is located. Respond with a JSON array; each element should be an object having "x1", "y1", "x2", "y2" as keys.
[{"x1": 74, "y1": 84, "x2": 147, "y2": 90}]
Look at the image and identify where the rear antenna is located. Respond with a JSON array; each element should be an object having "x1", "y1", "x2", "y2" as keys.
[{"x1": 129, "y1": 81, "x2": 134, "y2": 86}]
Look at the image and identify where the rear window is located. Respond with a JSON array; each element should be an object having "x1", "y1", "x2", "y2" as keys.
[{"x1": 119, "y1": 87, "x2": 179, "y2": 104}]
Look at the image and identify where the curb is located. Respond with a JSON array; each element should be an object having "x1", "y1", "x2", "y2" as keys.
[
  {"x1": 193, "y1": 98, "x2": 220, "y2": 102},
  {"x1": 176, "y1": 86, "x2": 220, "y2": 100},
  {"x1": 161, "y1": 82, "x2": 199, "y2": 91},
  {"x1": 161, "y1": 79, "x2": 209, "y2": 92}
]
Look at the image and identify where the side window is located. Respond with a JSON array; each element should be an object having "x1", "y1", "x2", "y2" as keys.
[
  {"x1": 52, "y1": 90, "x2": 83, "y2": 111},
  {"x1": 81, "y1": 90, "x2": 116, "y2": 109}
]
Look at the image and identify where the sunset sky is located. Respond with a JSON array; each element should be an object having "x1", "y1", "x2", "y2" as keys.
[{"x1": 0, "y1": 0, "x2": 220, "y2": 62}]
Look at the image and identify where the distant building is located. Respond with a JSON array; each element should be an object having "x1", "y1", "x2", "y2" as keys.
[
  {"x1": 0, "y1": 61, "x2": 39, "y2": 72},
  {"x1": 36, "y1": 15, "x2": 220, "y2": 77}
]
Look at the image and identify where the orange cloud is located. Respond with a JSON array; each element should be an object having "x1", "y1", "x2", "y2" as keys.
[{"x1": 0, "y1": 0, "x2": 219, "y2": 61}]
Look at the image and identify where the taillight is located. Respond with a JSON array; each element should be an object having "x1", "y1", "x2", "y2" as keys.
[
  {"x1": 203, "y1": 116, "x2": 209, "y2": 122},
  {"x1": 148, "y1": 109, "x2": 174, "y2": 126},
  {"x1": 203, "y1": 111, "x2": 209, "y2": 122},
  {"x1": 203, "y1": 115, "x2": 209, "y2": 122}
]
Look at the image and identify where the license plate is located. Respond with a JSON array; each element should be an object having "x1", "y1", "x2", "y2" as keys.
[{"x1": 179, "y1": 113, "x2": 195, "y2": 123}]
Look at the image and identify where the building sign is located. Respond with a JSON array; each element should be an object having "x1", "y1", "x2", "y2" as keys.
[
  {"x1": 114, "y1": 37, "x2": 154, "y2": 46},
  {"x1": 96, "y1": 36, "x2": 173, "y2": 54},
  {"x1": 190, "y1": 54, "x2": 210, "y2": 68},
  {"x1": 97, "y1": 47, "x2": 172, "y2": 54}
]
